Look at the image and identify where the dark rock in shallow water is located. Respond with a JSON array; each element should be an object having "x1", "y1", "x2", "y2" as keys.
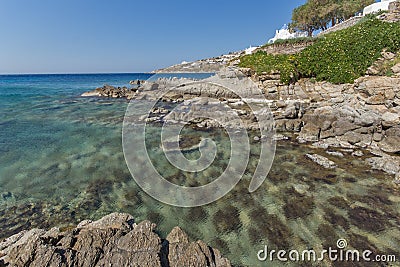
[
  {"x1": 0, "y1": 213, "x2": 231, "y2": 267},
  {"x1": 317, "y1": 223, "x2": 339, "y2": 247},
  {"x1": 349, "y1": 207, "x2": 389, "y2": 232},
  {"x1": 187, "y1": 206, "x2": 208, "y2": 222},
  {"x1": 81, "y1": 84, "x2": 134, "y2": 98},
  {"x1": 213, "y1": 205, "x2": 242, "y2": 233},
  {"x1": 248, "y1": 207, "x2": 292, "y2": 249},
  {"x1": 284, "y1": 195, "x2": 315, "y2": 219},
  {"x1": 212, "y1": 237, "x2": 230, "y2": 256},
  {"x1": 327, "y1": 196, "x2": 350, "y2": 210},
  {"x1": 314, "y1": 173, "x2": 339, "y2": 184},
  {"x1": 323, "y1": 206, "x2": 349, "y2": 230}
]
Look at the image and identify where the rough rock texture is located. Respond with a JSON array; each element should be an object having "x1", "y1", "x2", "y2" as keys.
[
  {"x1": 81, "y1": 84, "x2": 137, "y2": 98},
  {"x1": 381, "y1": 0, "x2": 400, "y2": 22},
  {"x1": 246, "y1": 73, "x2": 400, "y2": 174},
  {"x1": 81, "y1": 65, "x2": 400, "y2": 180},
  {"x1": 257, "y1": 41, "x2": 314, "y2": 55},
  {"x1": 306, "y1": 154, "x2": 337, "y2": 169},
  {"x1": 153, "y1": 53, "x2": 240, "y2": 73},
  {"x1": 318, "y1": 16, "x2": 363, "y2": 36},
  {"x1": 0, "y1": 213, "x2": 231, "y2": 267}
]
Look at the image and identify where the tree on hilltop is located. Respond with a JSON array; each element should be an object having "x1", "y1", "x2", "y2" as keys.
[{"x1": 290, "y1": 0, "x2": 375, "y2": 36}]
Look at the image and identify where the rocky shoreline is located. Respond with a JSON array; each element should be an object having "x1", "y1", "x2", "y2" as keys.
[
  {"x1": 81, "y1": 65, "x2": 400, "y2": 184},
  {"x1": 4, "y1": 66, "x2": 400, "y2": 266},
  {"x1": 0, "y1": 213, "x2": 231, "y2": 267}
]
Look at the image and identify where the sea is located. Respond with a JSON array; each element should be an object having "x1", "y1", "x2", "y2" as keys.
[{"x1": 0, "y1": 73, "x2": 399, "y2": 266}]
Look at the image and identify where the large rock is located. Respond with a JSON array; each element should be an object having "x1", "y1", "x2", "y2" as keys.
[
  {"x1": 332, "y1": 118, "x2": 360, "y2": 136},
  {"x1": 166, "y1": 227, "x2": 230, "y2": 267},
  {"x1": 0, "y1": 213, "x2": 231, "y2": 267},
  {"x1": 382, "y1": 112, "x2": 400, "y2": 128},
  {"x1": 81, "y1": 84, "x2": 132, "y2": 98},
  {"x1": 379, "y1": 126, "x2": 400, "y2": 153},
  {"x1": 298, "y1": 122, "x2": 320, "y2": 142},
  {"x1": 367, "y1": 156, "x2": 400, "y2": 175},
  {"x1": 391, "y1": 63, "x2": 400, "y2": 75},
  {"x1": 354, "y1": 111, "x2": 381, "y2": 127},
  {"x1": 354, "y1": 76, "x2": 400, "y2": 105}
]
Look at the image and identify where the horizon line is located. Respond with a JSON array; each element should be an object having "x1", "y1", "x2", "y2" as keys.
[{"x1": 0, "y1": 72, "x2": 154, "y2": 76}]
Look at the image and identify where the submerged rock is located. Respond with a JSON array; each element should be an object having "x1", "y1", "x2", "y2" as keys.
[
  {"x1": 0, "y1": 213, "x2": 231, "y2": 267},
  {"x1": 81, "y1": 84, "x2": 134, "y2": 98},
  {"x1": 349, "y1": 207, "x2": 389, "y2": 232},
  {"x1": 305, "y1": 154, "x2": 337, "y2": 169}
]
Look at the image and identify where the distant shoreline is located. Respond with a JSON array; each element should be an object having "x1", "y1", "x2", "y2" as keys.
[{"x1": 0, "y1": 72, "x2": 152, "y2": 76}]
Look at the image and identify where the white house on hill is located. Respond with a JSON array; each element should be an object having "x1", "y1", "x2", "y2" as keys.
[
  {"x1": 363, "y1": 0, "x2": 397, "y2": 15},
  {"x1": 268, "y1": 24, "x2": 308, "y2": 44}
]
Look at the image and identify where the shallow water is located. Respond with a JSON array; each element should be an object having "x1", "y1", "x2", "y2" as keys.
[{"x1": 0, "y1": 74, "x2": 399, "y2": 266}]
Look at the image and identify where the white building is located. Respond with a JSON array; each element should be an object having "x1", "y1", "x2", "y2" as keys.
[
  {"x1": 363, "y1": 0, "x2": 397, "y2": 16},
  {"x1": 268, "y1": 24, "x2": 308, "y2": 44}
]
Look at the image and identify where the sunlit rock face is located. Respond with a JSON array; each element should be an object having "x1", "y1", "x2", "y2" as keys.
[{"x1": 363, "y1": 0, "x2": 397, "y2": 16}]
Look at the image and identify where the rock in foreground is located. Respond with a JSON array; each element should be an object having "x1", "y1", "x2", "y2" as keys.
[{"x1": 0, "y1": 213, "x2": 231, "y2": 267}]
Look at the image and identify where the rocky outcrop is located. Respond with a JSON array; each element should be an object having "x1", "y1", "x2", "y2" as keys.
[
  {"x1": 235, "y1": 63, "x2": 400, "y2": 180},
  {"x1": 366, "y1": 50, "x2": 399, "y2": 76},
  {"x1": 81, "y1": 84, "x2": 138, "y2": 98},
  {"x1": 0, "y1": 213, "x2": 231, "y2": 267},
  {"x1": 129, "y1": 79, "x2": 146, "y2": 86},
  {"x1": 380, "y1": 0, "x2": 400, "y2": 22},
  {"x1": 81, "y1": 66, "x2": 400, "y2": 179},
  {"x1": 154, "y1": 53, "x2": 240, "y2": 73}
]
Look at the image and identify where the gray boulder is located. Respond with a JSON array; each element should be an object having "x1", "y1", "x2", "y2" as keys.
[{"x1": 382, "y1": 112, "x2": 400, "y2": 128}]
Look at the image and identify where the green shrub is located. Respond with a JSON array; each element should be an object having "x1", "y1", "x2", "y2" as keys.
[
  {"x1": 238, "y1": 51, "x2": 297, "y2": 84},
  {"x1": 238, "y1": 18, "x2": 400, "y2": 84},
  {"x1": 297, "y1": 19, "x2": 400, "y2": 83}
]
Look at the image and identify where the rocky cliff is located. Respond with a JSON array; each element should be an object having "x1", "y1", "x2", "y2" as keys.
[
  {"x1": 246, "y1": 62, "x2": 400, "y2": 181},
  {"x1": 0, "y1": 213, "x2": 231, "y2": 267}
]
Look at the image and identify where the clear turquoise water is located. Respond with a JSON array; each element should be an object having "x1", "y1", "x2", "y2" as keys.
[{"x1": 0, "y1": 74, "x2": 399, "y2": 266}]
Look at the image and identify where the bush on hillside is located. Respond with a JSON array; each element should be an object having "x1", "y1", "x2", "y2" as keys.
[{"x1": 238, "y1": 51, "x2": 297, "y2": 84}]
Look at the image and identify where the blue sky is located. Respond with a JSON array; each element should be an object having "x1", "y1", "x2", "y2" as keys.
[{"x1": 0, "y1": 0, "x2": 305, "y2": 74}]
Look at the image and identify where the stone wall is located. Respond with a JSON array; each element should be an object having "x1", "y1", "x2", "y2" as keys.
[
  {"x1": 258, "y1": 41, "x2": 314, "y2": 55},
  {"x1": 318, "y1": 16, "x2": 363, "y2": 36}
]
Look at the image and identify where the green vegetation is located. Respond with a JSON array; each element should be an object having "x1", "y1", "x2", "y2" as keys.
[
  {"x1": 290, "y1": 0, "x2": 375, "y2": 36},
  {"x1": 239, "y1": 52, "x2": 297, "y2": 84},
  {"x1": 239, "y1": 19, "x2": 400, "y2": 84}
]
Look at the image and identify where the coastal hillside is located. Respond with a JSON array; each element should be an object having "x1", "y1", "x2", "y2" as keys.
[{"x1": 239, "y1": 16, "x2": 400, "y2": 84}]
